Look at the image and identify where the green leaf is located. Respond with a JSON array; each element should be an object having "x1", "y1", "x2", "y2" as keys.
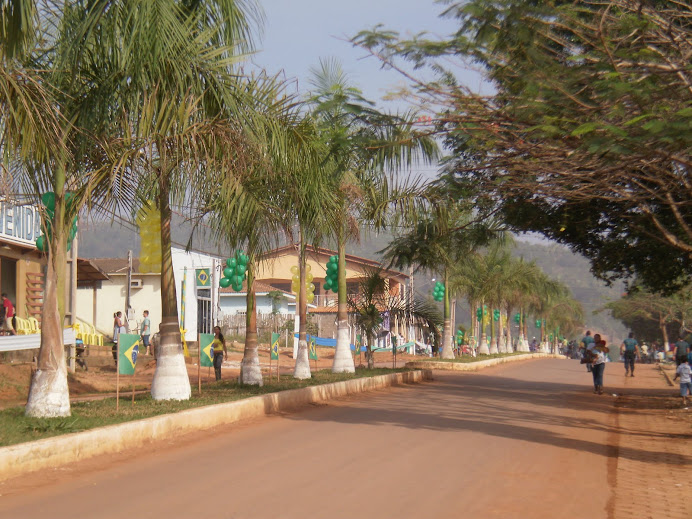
[{"x1": 571, "y1": 123, "x2": 598, "y2": 137}]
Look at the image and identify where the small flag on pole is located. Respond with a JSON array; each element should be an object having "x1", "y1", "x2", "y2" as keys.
[
  {"x1": 355, "y1": 334, "x2": 362, "y2": 353},
  {"x1": 200, "y1": 333, "x2": 214, "y2": 367},
  {"x1": 271, "y1": 332, "x2": 280, "y2": 360},
  {"x1": 309, "y1": 336, "x2": 318, "y2": 360},
  {"x1": 118, "y1": 334, "x2": 141, "y2": 375}
]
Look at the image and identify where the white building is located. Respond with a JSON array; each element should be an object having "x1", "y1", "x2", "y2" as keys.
[{"x1": 83, "y1": 248, "x2": 223, "y2": 341}]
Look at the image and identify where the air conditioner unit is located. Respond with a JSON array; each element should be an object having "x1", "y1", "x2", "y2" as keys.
[{"x1": 130, "y1": 279, "x2": 143, "y2": 289}]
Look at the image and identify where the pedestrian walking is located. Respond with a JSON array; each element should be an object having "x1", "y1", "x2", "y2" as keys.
[
  {"x1": 212, "y1": 325, "x2": 227, "y2": 381},
  {"x1": 673, "y1": 336, "x2": 690, "y2": 366},
  {"x1": 620, "y1": 332, "x2": 640, "y2": 377},
  {"x1": 673, "y1": 358, "x2": 691, "y2": 406},
  {"x1": 590, "y1": 334, "x2": 609, "y2": 395}
]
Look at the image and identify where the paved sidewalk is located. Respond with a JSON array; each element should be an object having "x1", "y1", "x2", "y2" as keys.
[{"x1": 608, "y1": 362, "x2": 692, "y2": 519}]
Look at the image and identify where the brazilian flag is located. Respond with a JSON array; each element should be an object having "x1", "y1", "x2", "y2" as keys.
[
  {"x1": 118, "y1": 334, "x2": 140, "y2": 375},
  {"x1": 355, "y1": 334, "x2": 362, "y2": 353},
  {"x1": 200, "y1": 333, "x2": 214, "y2": 367},
  {"x1": 271, "y1": 332, "x2": 280, "y2": 360},
  {"x1": 308, "y1": 336, "x2": 318, "y2": 360}
]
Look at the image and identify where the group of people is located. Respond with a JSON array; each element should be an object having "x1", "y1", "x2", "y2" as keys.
[
  {"x1": 579, "y1": 330, "x2": 692, "y2": 405},
  {"x1": 112, "y1": 310, "x2": 152, "y2": 364},
  {"x1": 110, "y1": 312, "x2": 229, "y2": 382}
]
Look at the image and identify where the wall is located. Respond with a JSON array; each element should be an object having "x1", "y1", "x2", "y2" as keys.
[
  {"x1": 219, "y1": 293, "x2": 292, "y2": 317},
  {"x1": 76, "y1": 274, "x2": 161, "y2": 338}
]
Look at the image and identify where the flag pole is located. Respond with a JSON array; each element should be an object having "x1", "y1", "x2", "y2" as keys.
[
  {"x1": 197, "y1": 333, "x2": 201, "y2": 395},
  {"x1": 116, "y1": 340, "x2": 120, "y2": 412},
  {"x1": 132, "y1": 347, "x2": 137, "y2": 405}
]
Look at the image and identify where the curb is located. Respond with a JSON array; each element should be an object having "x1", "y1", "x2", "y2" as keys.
[
  {"x1": 658, "y1": 364, "x2": 675, "y2": 386},
  {"x1": 0, "y1": 369, "x2": 432, "y2": 483},
  {"x1": 405, "y1": 353, "x2": 566, "y2": 371}
]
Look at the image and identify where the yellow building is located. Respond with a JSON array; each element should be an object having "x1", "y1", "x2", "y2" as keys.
[{"x1": 257, "y1": 245, "x2": 412, "y2": 343}]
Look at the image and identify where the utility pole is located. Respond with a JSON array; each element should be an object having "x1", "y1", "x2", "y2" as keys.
[{"x1": 125, "y1": 250, "x2": 132, "y2": 332}]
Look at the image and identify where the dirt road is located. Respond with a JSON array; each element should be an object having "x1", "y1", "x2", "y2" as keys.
[{"x1": 0, "y1": 359, "x2": 689, "y2": 519}]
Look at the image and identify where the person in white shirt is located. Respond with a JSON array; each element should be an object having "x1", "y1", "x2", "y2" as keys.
[{"x1": 674, "y1": 359, "x2": 691, "y2": 406}]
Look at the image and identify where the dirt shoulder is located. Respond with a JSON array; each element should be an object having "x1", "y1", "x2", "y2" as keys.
[{"x1": 0, "y1": 345, "x2": 419, "y2": 409}]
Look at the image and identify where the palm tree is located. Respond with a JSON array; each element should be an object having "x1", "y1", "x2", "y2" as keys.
[
  {"x1": 348, "y1": 268, "x2": 442, "y2": 368},
  {"x1": 87, "y1": 0, "x2": 270, "y2": 401},
  {"x1": 388, "y1": 200, "x2": 504, "y2": 359},
  {"x1": 204, "y1": 109, "x2": 324, "y2": 385},
  {"x1": 306, "y1": 59, "x2": 437, "y2": 373}
]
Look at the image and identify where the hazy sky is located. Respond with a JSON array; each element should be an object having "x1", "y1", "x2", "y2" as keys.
[{"x1": 250, "y1": 0, "x2": 460, "y2": 108}]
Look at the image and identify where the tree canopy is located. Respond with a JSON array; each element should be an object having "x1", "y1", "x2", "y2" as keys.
[{"x1": 353, "y1": 0, "x2": 692, "y2": 292}]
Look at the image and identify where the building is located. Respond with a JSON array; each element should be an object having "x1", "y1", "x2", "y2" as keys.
[
  {"x1": 86, "y1": 248, "x2": 223, "y2": 342},
  {"x1": 0, "y1": 199, "x2": 108, "y2": 330},
  {"x1": 255, "y1": 245, "x2": 412, "y2": 345}
]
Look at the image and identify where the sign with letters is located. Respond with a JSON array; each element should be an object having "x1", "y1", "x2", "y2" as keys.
[{"x1": 0, "y1": 200, "x2": 43, "y2": 248}]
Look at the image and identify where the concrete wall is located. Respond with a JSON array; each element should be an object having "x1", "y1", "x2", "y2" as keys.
[{"x1": 76, "y1": 274, "x2": 161, "y2": 338}]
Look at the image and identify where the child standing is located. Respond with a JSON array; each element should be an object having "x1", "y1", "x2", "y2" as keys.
[{"x1": 673, "y1": 358, "x2": 691, "y2": 406}]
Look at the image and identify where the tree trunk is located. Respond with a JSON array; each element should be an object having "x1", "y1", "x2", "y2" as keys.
[
  {"x1": 151, "y1": 174, "x2": 191, "y2": 401},
  {"x1": 660, "y1": 314, "x2": 670, "y2": 351},
  {"x1": 240, "y1": 258, "x2": 263, "y2": 385},
  {"x1": 440, "y1": 270, "x2": 454, "y2": 359},
  {"x1": 366, "y1": 331, "x2": 375, "y2": 369},
  {"x1": 505, "y1": 305, "x2": 513, "y2": 353},
  {"x1": 478, "y1": 303, "x2": 490, "y2": 355},
  {"x1": 497, "y1": 309, "x2": 506, "y2": 353},
  {"x1": 293, "y1": 240, "x2": 311, "y2": 379},
  {"x1": 489, "y1": 309, "x2": 498, "y2": 354},
  {"x1": 26, "y1": 189, "x2": 70, "y2": 417},
  {"x1": 332, "y1": 235, "x2": 355, "y2": 373}
]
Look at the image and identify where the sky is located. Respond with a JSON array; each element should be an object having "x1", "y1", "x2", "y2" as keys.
[{"x1": 249, "y1": 0, "x2": 461, "y2": 109}]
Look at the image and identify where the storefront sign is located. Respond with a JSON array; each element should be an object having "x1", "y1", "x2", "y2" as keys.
[{"x1": 0, "y1": 201, "x2": 43, "y2": 248}]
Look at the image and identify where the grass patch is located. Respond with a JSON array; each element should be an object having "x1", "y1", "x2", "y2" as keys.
[
  {"x1": 412, "y1": 352, "x2": 528, "y2": 363},
  {"x1": 0, "y1": 367, "x2": 409, "y2": 447}
]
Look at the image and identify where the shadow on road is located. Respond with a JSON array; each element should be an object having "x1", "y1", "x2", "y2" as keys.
[{"x1": 285, "y1": 366, "x2": 692, "y2": 467}]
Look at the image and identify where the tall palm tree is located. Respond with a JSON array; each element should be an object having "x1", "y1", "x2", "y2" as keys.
[
  {"x1": 204, "y1": 108, "x2": 325, "y2": 385},
  {"x1": 387, "y1": 198, "x2": 503, "y2": 358},
  {"x1": 86, "y1": 0, "x2": 270, "y2": 400},
  {"x1": 306, "y1": 59, "x2": 437, "y2": 373},
  {"x1": 348, "y1": 268, "x2": 442, "y2": 368}
]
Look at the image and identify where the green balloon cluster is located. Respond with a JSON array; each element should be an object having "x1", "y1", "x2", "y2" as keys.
[
  {"x1": 323, "y1": 255, "x2": 339, "y2": 293},
  {"x1": 535, "y1": 319, "x2": 543, "y2": 328},
  {"x1": 35, "y1": 192, "x2": 78, "y2": 253},
  {"x1": 514, "y1": 312, "x2": 521, "y2": 324},
  {"x1": 455, "y1": 329, "x2": 465, "y2": 346},
  {"x1": 220, "y1": 250, "x2": 248, "y2": 291},
  {"x1": 493, "y1": 309, "x2": 500, "y2": 322},
  {"x1": 432, "y1": 281, "x2": 445, "y2": 302}
]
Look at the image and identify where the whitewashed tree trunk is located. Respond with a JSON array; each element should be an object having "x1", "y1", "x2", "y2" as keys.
[
  {"x1": 293, "y1": 338, "x2": 311, "y2": 379},
  {"x1": 332, "y1": 320, "x2": 355, "y2": 373},
  {"x1": 151, "y1": 318, "x2": 191, "y2": 400},
  {"x1": 440, "y1": 317, "x2": 454, "y2": 359},
  {"x1": 478, "y1": 333, "x2": 490, "y2": 355},
  {"x1": 489, "y1": 337, "x2": 498, "y2": 354},
  {"x1": 25, "y1": 366, "x2": 71, "y2": 417}
]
